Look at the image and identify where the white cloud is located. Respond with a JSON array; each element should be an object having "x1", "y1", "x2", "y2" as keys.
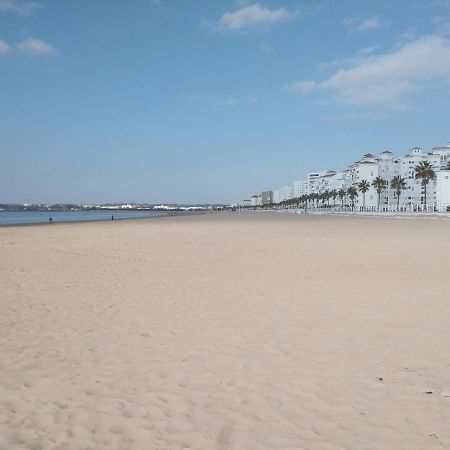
[
  {"x1": 0, "y1": 39, "x2": 10, "y2": 54},
  {"x1": 17, "y1": 38, "x2": 56, "y2": 55},
  {"x1": 284, "y1": 80, "x2": 317, "y2": 93},
  {"x1": 343, "y1": 15, "x2": 387, "y2": 32},
  {"x1": 213, "y1": 3, "x2": 293, "y2": 31},
  {"x1": 319, "y1": 45, "x2": 379, "y2": 70},
  {"x1": 0, "y1": 0, "x2": 40, "y2": 15},
  {"x1": 286, "y1": 34, "x2": 450, "y2": 108}
]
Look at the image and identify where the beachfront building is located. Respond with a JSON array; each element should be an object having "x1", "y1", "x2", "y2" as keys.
[
  {"x1": 293, "y1": 180, "x2": 307, "y2": 197},
  {"x1": 261, "y1": 191, "x2": 273, "y2": 205},
  {"x1": 348, "y1": 154, "x2": 379, "y2": 210},
  {"x1": 250, "y1": 195, "x2": 259, "y2": 206},
  {"x1": 273, "y1": 185, "x2": 293, "y2": 204},
  {"x1": 245, "y1": 141, "x2": 450, "y2": 211},
  {"x1": 436, "y1": 170, "x2": 450, "y2": 211},
  {"x1": 306, "y1": 171, "x2": 333, "y2": 195}
]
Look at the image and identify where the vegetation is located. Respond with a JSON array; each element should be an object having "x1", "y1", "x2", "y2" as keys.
[
  {"x1": 372, "y1": 176, "x2": 388, "y2": 210},
  {"x1": 414, "y1": 161, "x2": 436, "y2": 207},
  {"x1": 338, "y1": 189, "x2": 346, "y2": 207},
  {"x1": 390, "y1": 175, "x2": 407, "y2": 208},
  {"x1": 358, "y1": 180, "x2": 370, "y2": 209},
  {"x1": 347, "y1": 186, "x2": 358, "y2": 210}
]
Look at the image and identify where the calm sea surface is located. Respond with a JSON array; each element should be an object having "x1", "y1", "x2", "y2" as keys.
[{"x1": 0, "y1": 210, "x2": 167, "y2": 225}]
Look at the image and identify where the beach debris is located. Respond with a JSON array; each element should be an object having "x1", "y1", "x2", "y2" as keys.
[
  {"x1": 424, "y1": 391, "x2": 433, "y2": 395},
  {"x1": 429, "y1": 433, "x2": 438, "y2": 438},
  {"x1": 378, "y1": 377, "x2": 383, "y2": 382}
]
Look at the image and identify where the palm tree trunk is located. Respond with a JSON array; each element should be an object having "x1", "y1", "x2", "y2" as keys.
[
  {"x1": 424, "y1": 182, "x2": 427, "y2": 208},
  {"x1": 397, "y1": 191, "x2": 400, "y2": 208}
]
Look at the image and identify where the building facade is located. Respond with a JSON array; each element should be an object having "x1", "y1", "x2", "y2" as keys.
[{"x1": 245, "y1": 142, "x2": 450, "y2": 211}]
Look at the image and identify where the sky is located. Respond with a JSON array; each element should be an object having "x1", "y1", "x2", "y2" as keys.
[{"x1": 1, "y1": 0, "x2": 450, "y2": 204}]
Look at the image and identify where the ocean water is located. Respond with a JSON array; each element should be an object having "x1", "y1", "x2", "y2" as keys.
[{"x1": 0, "y1": 210, "x2": 167, "y2": 225}]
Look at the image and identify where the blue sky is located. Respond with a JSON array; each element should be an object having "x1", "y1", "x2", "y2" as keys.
[{"x1": 1, "y1": 0, "x2": 450, "y2": 204}]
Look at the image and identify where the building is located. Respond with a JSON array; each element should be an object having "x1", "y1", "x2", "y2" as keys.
[
  {"x1": 244, "y1": 141, "x2": 450, "y2": 212},
  {"x1": 306, "y1": 171, "x2": 331, "y2": 195},
  {"x1": 273, "y1": 185, "x2": 293, "y2": 204},
  {"x1": 293, "y1": 180, "x2": 307, "y2": 198},
  {"x1": 261, "y1": 191, "x2": 273, "y2": 205},
  {"x1": 436, "y1": 170, "x2": 450, "y2": 211},
  {"x1": 250, "y1": 195, "x2": 259, "y2": 207}
]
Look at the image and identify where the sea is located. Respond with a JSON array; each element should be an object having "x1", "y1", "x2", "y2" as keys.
[{"x1": 0, "y1": 210, "x2": 167, "y2": 226}]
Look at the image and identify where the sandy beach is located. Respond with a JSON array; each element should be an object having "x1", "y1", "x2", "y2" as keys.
[{"x1": 1, "y1": 211, "x2": 450, "y2": 450}]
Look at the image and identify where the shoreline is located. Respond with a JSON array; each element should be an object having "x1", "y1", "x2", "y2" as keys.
[{"x1": 0, "y1": 210, "x2": 207, "y2": 229}]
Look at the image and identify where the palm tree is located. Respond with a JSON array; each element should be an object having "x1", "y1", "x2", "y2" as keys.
[
  {"x1": 415, "y1": 161, "x2": 436, "y2": 208},
  {"x1": 358, "y1": 180, "x2": 370, "y2": 210},
  {"x1": 323, "y1": 190, "x2": 331, "y2": 207},
  {"x1": 300, "y1": 194, "x2": 308, "y2": 209},
  {"x1": 390, "y1": 175, "x2": 407, "y2": 209},
  {"x1": 338, "y1": 189, "x2": 346, "y2": 208},
  {"x1": 347, "y1": 186, "x2": 358, "y2": 210},
  {"x1": 372, "y1": 176, "x2": 388, "y2": 210},
  {"x1": 330, "y1": 189, "x2": 338, "y2": 208}
]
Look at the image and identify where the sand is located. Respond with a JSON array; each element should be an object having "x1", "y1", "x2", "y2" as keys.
[{"x1": 1, "y1": 211, "x2": 450, "y2": 450}]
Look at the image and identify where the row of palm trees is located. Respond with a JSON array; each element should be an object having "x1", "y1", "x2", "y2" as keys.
[{"x1": 278, "y1": 161, "x2": 442, "y2": 210}]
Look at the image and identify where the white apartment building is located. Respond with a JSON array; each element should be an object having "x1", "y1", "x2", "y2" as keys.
[
  {"x1": 273, "y1": 185, "x2": 293, "y2": 204},
  {"x1": 293, "y1": 180, "x2": 307, "y2": 197},
  {"x1": 307, "y1": 171, "x2": 338, "y2": 195},
  {"x1": 329, "y1": 146, "x2": 450, "y2": 210},
  {"x1": 247, "y1": 142, "x2": 450, "y2": 211},
  {"x1": 437, "y1": 170, "x2": 450, "y2": 211}
]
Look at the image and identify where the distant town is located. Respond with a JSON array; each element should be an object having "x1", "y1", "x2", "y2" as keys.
[
  {"x1": 0, "y1": 203, "x2": 233, "y2": 212},
  {"x1": 242, "y1": 142, "x2": 450, "y2": 212}
]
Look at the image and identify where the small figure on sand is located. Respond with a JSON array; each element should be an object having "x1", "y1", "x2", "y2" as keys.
[
  {"x1": 111, "y1": 215, "x2": 114, "y2": 220},
  {"x1": 49, "y1": 217, "x2": 53, "y2": 222}
]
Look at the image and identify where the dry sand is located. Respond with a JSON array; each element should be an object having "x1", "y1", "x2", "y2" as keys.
[{"x1": 1, "y1": 211, "x2": 450, "y2": 450}]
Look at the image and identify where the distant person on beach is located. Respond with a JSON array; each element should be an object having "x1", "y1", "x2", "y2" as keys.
[
  {"x1": 49, "y1": 217, "x2": 52, "y2": 222},
  {"x1": 111, "y1": 215, "x2": 114, "y2": 220}
]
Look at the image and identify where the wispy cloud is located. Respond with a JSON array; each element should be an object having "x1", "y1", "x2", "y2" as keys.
[
  {"x1": 224, "y1": 97, "x2": 238, "y2": 106},
  {"x1": 431, "y1": 0, "x2": 450, "y2": 7},
  {"x1": 17, "y1": 38, "x2": 56, "y2": 55},
  {"x1": 0, "y1": 0, "x2": 41, "y2": 16},
  {"x1": 0, "y1": 39, "x2": 11, "y2": 54},
  {"x1": 285, "y1": 34, "x2": 450, "y2": 108},
  {"x1": 284, "y1": 80, "x2": 316, "y2": 93},
  {"x1": 261, "y1": 42, "x2": 273, "y2": 55},
  {"x1": 211, "y1": 3, "x2": 294, "y2": 31},
  {"x1": 343, "y1": 15, "x2": 388, "y2": 32},
  {"x1": 319, "y1": 45, "x2": 379, "y2": 70}
]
